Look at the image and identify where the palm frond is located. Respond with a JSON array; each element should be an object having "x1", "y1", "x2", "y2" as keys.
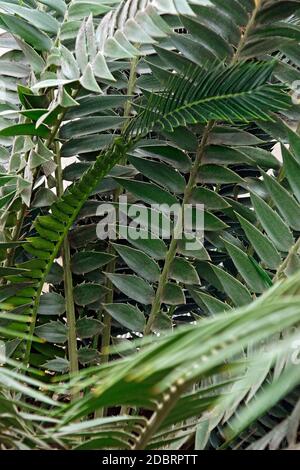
[
  {"x1": 130, "y1": 61, "x2": 291, "y2": 136},
  {"x1": 0, "y1": 137, "x2": 130, "y2": 365},
  {"x1": 1, "y1": 272, "x2": 299, "y2": 449}
]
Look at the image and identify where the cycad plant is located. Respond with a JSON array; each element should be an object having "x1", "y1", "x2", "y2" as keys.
[{"x1": 1, "y1": 0, "x2": 300, "y2": 451}]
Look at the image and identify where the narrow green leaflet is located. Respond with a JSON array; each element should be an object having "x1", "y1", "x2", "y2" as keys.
[
  {"x1": 236, "y1": 213, "x2": 281, "y2": 270},
  {"x1": 211, "y1": 264, "x2": 253, "y2": 306},
  {"x1": 189, "y1": 288, "x2": 231, "y2": 314},
  {"x1": 73, "y1": 284, "x2": 108, "y2": 306},
  {"x1": 128, "y1": 155, "x2": 186, "y2": 194},
  {"x1": 250, "y1": 192, "x2": 294, "y2": 252},
  {"x1": 114, "y1": 178, "x2": 178, "y2": 206},
  {"x1": 112, "y1": 244, "x2": 160, "y2": 283},
  {"x1": 262, "y1": 170, "x2": 300, "y2": 231},
  {"x1": 198, "y1": 165, "x2": 244, "y2": 184},
  {"x1": 170, "y1": 257, "x2": 201, "y2": 285},
  {"x1": 0, "y1": 13, "x2": 52, "y2": 51},
  {"x1": 71, "y1": 252, "x2": 115, "y2": 274},
  {"x1": 102, "y1": 303, "x2": 145, "y2": 332},
  {"x1": 38, "y1": 293, "x2": 66, "y2": 316},
  {"x1": 35, "y1": 321, "x2": 67, "y2": 344},
  {"x1": 105, "y1": 274, "x2": 155, "y2": 305},
  {"x1": 282, "y1": 145, "x2": 300, "y2": 203},
  {"x1": 0, "y1": 123, "x2": 49, "y2": 138},
  {"x1": 162, "y1": 283, "x2": 186, "y2": 305},
  {"x1": 223, "y1": 239, "x2": 269, "y2": 293},
  {"x1": 76, "y1": 317, "x2": 103, "y2": 339},
  {"x1": 0, "y1": 3, "x2": 60, "y2": 34}
]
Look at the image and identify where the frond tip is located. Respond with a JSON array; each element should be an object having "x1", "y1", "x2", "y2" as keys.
[{"x1": 130, "y1": 61, "x2": 291, "y2": 136}]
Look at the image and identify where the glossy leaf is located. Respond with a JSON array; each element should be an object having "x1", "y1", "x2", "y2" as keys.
[{"x1": 103, "y1": 303, "x2": 145, "y2": 332}]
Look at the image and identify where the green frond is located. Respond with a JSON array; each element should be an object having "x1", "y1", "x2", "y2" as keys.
[
  {"x1": 2, "y1": 271, "x2": 298, "y2": 450},
  {"x1": 130, "y1": 61, "x2": 291, "y2": 136},
  {"x1": 0, "y1": 137, "x2": 130, "y2": 365}
]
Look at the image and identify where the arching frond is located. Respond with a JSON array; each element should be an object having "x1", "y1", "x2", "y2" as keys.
[{"x1": 130, "y1": 61, "x2": 290, "y2": 135}]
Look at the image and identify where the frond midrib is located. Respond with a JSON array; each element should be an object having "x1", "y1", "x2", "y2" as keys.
[{"x1": 151, "y1": 84, "x2": 286, "y2": 123}]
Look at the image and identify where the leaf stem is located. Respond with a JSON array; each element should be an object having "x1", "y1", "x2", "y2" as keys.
[
  {"x1": 94, "y1": 56, "x2": 139, "y2": 418},
  {"x1": 132, "y1": 380, "x2": 186, "y2": 450},
  {"x1": 23, "y1": 139, "x2": 129, "y2": 367},
  {"x1": 54, "y1": 140, "x2": 79, "y2": 394},
  {"x1": 4, "y1": 204, "x2": 27, "y2": 268},
  {"x1": 144, "y1": 122, "x2": 213, "y2": 335},
  {"x1": 144, "y1": 1, "x2": 262, "y2": 335},
  {"x1": 49, "y1": 87, "x2": 80, "y2": 386},
  {"x1": 98, "y1": 54, "x2": 139, "y2": 363},
  {"x1": 232, "y1": 1, "x2": 261, "y2": 62}
]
